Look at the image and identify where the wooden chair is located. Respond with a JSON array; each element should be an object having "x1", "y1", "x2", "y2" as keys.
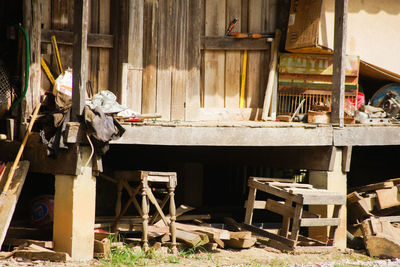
[
  {"x1": 244, "y1": 177, "x2": 345, "y2": 247},
  {"x1": 113, "y1": 171, "x2": 177, "y2": 252}
]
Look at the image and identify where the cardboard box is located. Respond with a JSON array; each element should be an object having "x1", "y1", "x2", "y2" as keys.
[{"x1": 285, "y1": 0, "x2": 400, "y2": 75}]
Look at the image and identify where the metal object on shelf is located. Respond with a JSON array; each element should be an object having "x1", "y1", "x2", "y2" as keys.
[{"x1": 371, "y1": 83, "x2": 400, "y2": 119}]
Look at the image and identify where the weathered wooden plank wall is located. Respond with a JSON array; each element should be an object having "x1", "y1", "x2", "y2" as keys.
[
  {"x1": 156, "y1": 0, "x2": 173, "y2": 120},
  {"x1": 185, "y1": 0, "x2": 202, "y2": 121},
  {"x1": 142, "y1": 0, "x2": 158, "y2": 114},
  {"x1": 36, "y1": 0, "x2": 276, "y2": 122},
  {"x1": 138, "y1": 0, "x2": 195, "y2": 120},
  {"x1": 39, "y1": 0, "x2": 111, "y2": 97},
  {"x1": 204, "y1": 0, "x2": 226, "y2": 108},
  {"x1": 225, "y1": 0, "x2": 242, "y2": 108},
  {"x1": 125, "y1": 0, "x2": 273, "y2": 120}
]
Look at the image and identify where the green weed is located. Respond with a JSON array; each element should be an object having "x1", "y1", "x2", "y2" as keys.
[
  {"x1": 101, "y1": 235, "x2": 216, "y2": 266},
  {"x1": 106, "y1": 245, "x2": 148, "y2": 266}
]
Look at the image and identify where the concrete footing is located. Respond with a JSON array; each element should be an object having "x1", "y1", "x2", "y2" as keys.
[
  {"x1": 53, "y1": 147, "x2": 96, "y2": 260},
  {"x1": 309, "y1": 147, "x2": 347, "y2": 249}
]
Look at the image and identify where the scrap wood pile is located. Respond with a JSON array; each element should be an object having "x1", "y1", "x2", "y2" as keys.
[
  {"x1": 142, "y1": 219, "x2": 257, "y2": 250},
  {"x1": 0, "y1": 232, "x2": 110, "y2": 262},
  {"x1": 348, "y1": 178, "x2": 400, "y2": 258},
  {"x1": 96, "y1": 204, "x2": 262, "y2": 252},
  {"x1": 0, "y1": 240, "x2": 69, "y2": 262}
]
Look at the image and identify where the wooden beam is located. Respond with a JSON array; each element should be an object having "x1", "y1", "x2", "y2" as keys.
[
  {"x1": 327, "y1": 146, "x2": 337, "y2": 172},
  {"x1": 334, "y1": 126, "x2": 400, "y2": 146},
  {"x1": 141, "y1": 0, "x2": 158, "y2": 114},
  {"x1": 300, "y1": 218, "x2": 341, "y2": 227},
  {"x1": 0, "y1": 134, "x2": 79, "y2": 175},
  {"x1": 116, "y1": 0, "x2": 129, "y2": 103},
  {"x1": 41, "y1": 30, "x2": 113, "y2": 48},
  {"x1": 22, "y1": 0, "x2": 41, "y2": 121},
  {"x1": 112, "y1": 124, "x2": 333, "y2": 147},
  {"x1": 240, "y1": 223, "x2": 295, "y2": 247},
  {"x1": 201, "y1": 37, "x2": 271, "y2": 50},
  {"x1": 72, "y1": 0, "x2": 89, "y2": 121},
  {"x1": 331, "y1": 0, "x2": 348, "y2": 127},
  {"x1": 342, "y1": 146, "x2": 352, "y2": 172},
  {"x1": 0, "y1": 162, "x2": 30, "y2": 248},
  {"x1": 185, "y1": 0, "x2": 202, "y2": 120}
]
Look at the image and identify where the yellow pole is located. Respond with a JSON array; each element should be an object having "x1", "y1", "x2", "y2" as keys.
[
  {"x1": 51, "y1": 35, "x2": 63, "y2": 75},
  {"x1": 40, "y1": 57, "x2": 55, "y2": 84},
  {"x1": 240, "y1": 50, "x2": 248, "y2": 108}
]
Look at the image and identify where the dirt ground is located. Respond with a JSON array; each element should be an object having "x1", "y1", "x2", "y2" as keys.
[{"x1": 1, "y1": 246, "x2": 399, "y2": 267}]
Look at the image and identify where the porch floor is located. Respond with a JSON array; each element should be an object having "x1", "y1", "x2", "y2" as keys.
[{"x1": 112, "y1": 121, "x2": 400, "y2": 147}]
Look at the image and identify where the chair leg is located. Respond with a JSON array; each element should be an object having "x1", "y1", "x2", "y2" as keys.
[
  {"x1": 289, "y1": 204, "x2": 304, "y2": 245},
  {"x1": 244, "y1": 187, "x2": 257, "y2": 224},
  {"x1": 141, "y1": 183, "x2": 149, "y2": 250},
  {"x1": 280, "y1": 199, "x2": 292, "y2": 238},
  {"x1": 328, "y1": 204, "x2": 343, "y2": 246},
  {"x1": 169, "y1": 186, "x2": 177, "y2": 254}
]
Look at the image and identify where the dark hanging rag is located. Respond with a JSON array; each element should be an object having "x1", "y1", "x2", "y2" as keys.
[{"x1": 84, "y1": 105, "x2": 125, "y2": 155}]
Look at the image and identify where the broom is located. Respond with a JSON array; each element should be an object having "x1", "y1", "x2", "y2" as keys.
[{"x1": 0, "y1": 103, "x2": 41, "y2": 205}]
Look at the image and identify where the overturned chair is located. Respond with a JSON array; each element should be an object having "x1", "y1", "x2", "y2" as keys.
[{"x1": 244, "y1": 177, "x2": 346, "y2": 250}]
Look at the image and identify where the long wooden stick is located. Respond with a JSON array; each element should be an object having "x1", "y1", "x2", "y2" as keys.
[
  {"x1": 51, "y1": 35, "x2": 63, "y2": 75},
  {"x1": 1, "y1": 103, "x2": 41, "y2": 194},
  {"x1": 261, "y1": 29, "x2": 281, "y2": 121}
]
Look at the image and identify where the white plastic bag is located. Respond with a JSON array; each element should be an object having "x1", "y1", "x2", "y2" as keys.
[{"x1": 53, "y1": 69, "x2": 73, "y2": 110}]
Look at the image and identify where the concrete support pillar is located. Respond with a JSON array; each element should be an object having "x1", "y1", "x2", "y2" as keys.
[
  {"x1": 309, "y1": 147, "x2": 347, "y2": 249},
  {"x1": 53, "y1": 147, "x2": 96, "y2": 260}
]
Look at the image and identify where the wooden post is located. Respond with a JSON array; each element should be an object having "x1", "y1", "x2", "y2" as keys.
[
  {"x1": 185, "y1": 0, "x2": 202, "y2": 120},
  {"x1": 331, "y1": 0, "x2": 348, "y2": 127},
  {"x1": 22, "y1": 0, "x2": 41, "y2": 122},
  {"x1": 116, "y1": 0, "x2": 129, "y2": 103},
  {"x1": 72, "y1": 0, "x2": 89, "y2": 121}
]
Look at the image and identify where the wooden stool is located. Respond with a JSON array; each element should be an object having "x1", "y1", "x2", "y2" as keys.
[
  {"x1": 244, "y1": 177, "x2": 345, "y2": 247},
  {"x1": 113, "y1": 171, "x2": 177, "y2": 252}
]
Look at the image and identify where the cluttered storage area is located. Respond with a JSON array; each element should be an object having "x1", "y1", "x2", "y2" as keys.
[{"x1": 2, "y1": 0, "x2": 400, "y2": 264}]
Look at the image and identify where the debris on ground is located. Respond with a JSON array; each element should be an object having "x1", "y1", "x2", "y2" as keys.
[
  {"x1": 348, "y1": 178, "x2": 400, "y2": 258},
  {"x1": 1, "y1": 242, "x2": 70, "y2": 262}
]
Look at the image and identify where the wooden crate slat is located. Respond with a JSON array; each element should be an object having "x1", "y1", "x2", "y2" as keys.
[{"x1": 300, "y1": 218, "x2": 341, "y2": 227}]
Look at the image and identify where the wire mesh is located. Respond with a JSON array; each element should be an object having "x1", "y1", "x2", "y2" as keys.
[{"x1": 0, "y1": 61, "x2": 12, "y2": 109}]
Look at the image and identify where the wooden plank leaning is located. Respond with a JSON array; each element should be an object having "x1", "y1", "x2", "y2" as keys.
[{"x1": 261, "y1": 29, "x2": 281, "y2": 121}]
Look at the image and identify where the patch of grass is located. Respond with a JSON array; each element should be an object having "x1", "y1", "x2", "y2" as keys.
[
  {"x1": 165, "y1": 255, "x2": 180, "y2": 263},
  {"x1": 106, "y1": 245, "x2": 148, "y2": 266},
  {"x1": 102, "y1": 235, "x2": 217, "y2": 266}
]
